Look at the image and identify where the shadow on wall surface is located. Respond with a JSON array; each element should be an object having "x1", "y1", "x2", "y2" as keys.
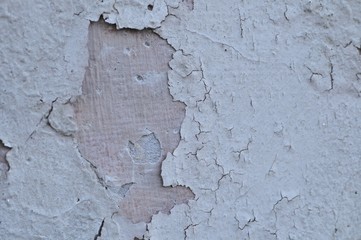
[
  {"x1": 73, "y1": 19, "x2": 194, "y2": 223},
  {"x1": 0, "y1": 140, "x2": 10, "y2": 180}
]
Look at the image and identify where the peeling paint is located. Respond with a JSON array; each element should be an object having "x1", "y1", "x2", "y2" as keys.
[
  {"x1": 1, "y1": 0, "x2": 361, "y2": 239},
  {"x1": 74, "y1": 19, "x2": 194, "y2": 224},
  {"x1": 84, "y1": 0, "x2": 172, "y2": 30}
]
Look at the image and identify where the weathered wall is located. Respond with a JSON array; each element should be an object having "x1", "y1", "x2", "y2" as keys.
[{"x1": 0, "y1": 0, "x2": 361, "y2": 239}]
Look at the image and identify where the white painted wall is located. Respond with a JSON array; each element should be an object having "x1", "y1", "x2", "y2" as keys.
[{"x1": 0, "y1": 0, "x2": 360, "y2": 239}]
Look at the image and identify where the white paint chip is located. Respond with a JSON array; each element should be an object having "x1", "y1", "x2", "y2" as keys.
[{"x1": 128, "y1": 133, "x2": 162, "y2": 164}]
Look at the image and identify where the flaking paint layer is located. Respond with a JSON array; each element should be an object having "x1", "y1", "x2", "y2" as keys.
[{"x1": 0, "y1": 0, "x2": 361, "y2": 239}]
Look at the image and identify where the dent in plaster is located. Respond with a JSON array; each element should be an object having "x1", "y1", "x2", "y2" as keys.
[{"x1": 0, "y1": 140, "x2": 11, "y2": 179}]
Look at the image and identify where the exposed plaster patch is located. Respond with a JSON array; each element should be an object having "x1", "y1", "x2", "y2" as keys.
[{"x1": 74, "y1": 19, "x2": 194, "y2": 223}]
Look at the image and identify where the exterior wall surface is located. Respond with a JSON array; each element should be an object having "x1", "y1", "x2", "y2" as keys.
[{"x1": 0, "y1": 0, "x2": 361, "y2": 239}]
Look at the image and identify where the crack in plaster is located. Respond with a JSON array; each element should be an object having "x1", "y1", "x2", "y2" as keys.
[
  {"x1": 328, "y1": 61, "x2": 334, "y2": 91},
  {"x1": 184, "y1": 28, "x2": 262, "y2": 63},
  {"x1": 94, "y1": 218, "x2": 105, "y2": 240},
  {"x1": 26, "y1": 98, "x2": 58, "y2": 142},
  {"x1": 234, "y1": 209, "x2": 256, "y2": 231}
]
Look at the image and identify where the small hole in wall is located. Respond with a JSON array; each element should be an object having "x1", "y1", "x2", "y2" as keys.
[
  {"x1": 136, "y1": 75, "x2": 144, "y2": 81},
  {"x1": 355, "y1": 191, "x2": 358, "y2": 194},
  {"x1": 144, "y1": 41, "x2": 150, "y2": 47},
  {"x1": 147, "y1": 4, "x2": 154, "y2": 11}
]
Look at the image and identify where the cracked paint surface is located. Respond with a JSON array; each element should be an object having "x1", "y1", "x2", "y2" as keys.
[
  {"x1": 150, "y1": 1, "x2": 361, "y2": 239},
  {"x1": 0, "y1": 0, "x2": 361, "y2": 239}
]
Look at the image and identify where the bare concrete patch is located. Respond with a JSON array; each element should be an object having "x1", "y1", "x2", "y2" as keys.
[{"x1": 74, "y1": 19, "x2": 194, "y2": 223}]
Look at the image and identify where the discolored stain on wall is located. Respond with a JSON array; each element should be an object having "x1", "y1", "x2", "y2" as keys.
[{"x1": 74, "y1": 19, "x2": 194, "y2": 223}]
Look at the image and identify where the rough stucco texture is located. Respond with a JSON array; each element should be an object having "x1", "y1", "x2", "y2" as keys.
[{"x1": 0, "y1": 0, "x2": 361, "y2": 239}]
